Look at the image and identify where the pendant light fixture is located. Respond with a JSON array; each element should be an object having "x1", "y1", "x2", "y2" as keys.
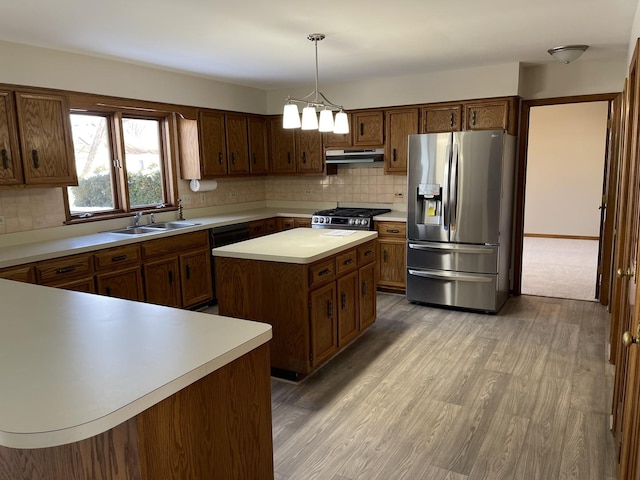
[{"x1": 282, "y1": 33, "x2": 349, "y2": 134}]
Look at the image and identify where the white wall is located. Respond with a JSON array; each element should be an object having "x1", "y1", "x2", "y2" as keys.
[
  {"x1": 524, "y1": 102, "x2": 609, "y2": 237},
  {"x1": 266, "y1": 63, "x2": 521, "y2": 114},
  {"x1": 519, "y1": 59, "x2": 626, "y2": 99},
  {"x1": 629, "y1": 2, "x2": 640, "y2": 64},
  {"x1": 0, "y1": 41, "x2": 267, "y2": 114}
]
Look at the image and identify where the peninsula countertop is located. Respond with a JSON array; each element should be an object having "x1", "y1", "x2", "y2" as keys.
[
  {"x1": 0, "y1": 279, "x2": 272, "y2": 449},
  {"x1": 211, "y1": 228, "x2": 378, "y2": 264}
]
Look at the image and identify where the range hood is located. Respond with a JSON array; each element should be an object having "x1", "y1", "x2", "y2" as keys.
[{"x1": 325, "y1": 148, "x2": 385, "y2": 164}]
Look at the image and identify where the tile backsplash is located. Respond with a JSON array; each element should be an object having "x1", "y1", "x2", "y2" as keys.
[{"x1": 0, "y1": 167, "x2": 406, "y2": 235}]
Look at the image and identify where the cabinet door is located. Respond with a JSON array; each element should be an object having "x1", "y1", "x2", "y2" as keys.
[
  {"x1": 225, "y1": 114, "x2": 250, "y2": 175},
  {"x1": 279, "y1": 217, "x2": 295, "y2": 230},
  {"x1": 144, "y1": 257, "x2": 181, "y2": 308},
  {"x1": 249, "y1": 219, "x2": 267, "y2": 238},
  {"x1": 359, "y1": 263, "x2": 377, "y2": 330},
  {"x1": 248, "y1": 117, "x2": 269, "y2": 174},
  {"x1": 310, "y1": 282, "x2": 338, "y2": 368},
  {"x1": 464, "y1": 102, "x2": 508, "y2": 131},
  {"x1": 296, "y1": 130, "x2": 323, "y2": 174},
  {"x1": 15, "y1": 91, "x2": 77, "y2": 186},
  {"x1": 265, "y1": 217, "x2": 278, "y2": 234},
  {"x1": 269, "y1": 117, "x2": 296, "y2": 174},
  {"x1": 180, "y1": 248, "x2": 213, "y2": 308},
  {"x1": 385, "y1": 109, "x2": 418, "y2": 174},
  {"x1": 199, "y1": 111, "x2": 228, "y2": 177},
  {"x1": 0, "y1": 90, "x2": 23, "y2": 186},
  {"x1": 337, "y1": 271, "x2": 359, "y2": 347},
  {"x1": 378, "y1": 240, "x2": 406, "y2": 291},
  {"x1": 96, "y1": 266, "x2": 144, "y2": 301},
  {"x1": 294, "y1": 218, "x2": 312, "y2": 228},
  {"x1": 0, "y1": 264, "x2": 35, "y2": 283},
  {"x1": 422, "y1": 105, "x2": 462, "y2": 133},
  {"x1": 353, "y1": 111, "x2": 384, "y2": 146},
  {"x1": 48, "y1": 276, "x2": 96, "y2": 293},
  {"x1": 322, "y1": 113, "x2": 353, "y2": 148}
]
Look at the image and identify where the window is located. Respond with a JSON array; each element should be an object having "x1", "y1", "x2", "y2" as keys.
[{"x1": 66, "y1": 110, "x2": 175, "y2": 220}]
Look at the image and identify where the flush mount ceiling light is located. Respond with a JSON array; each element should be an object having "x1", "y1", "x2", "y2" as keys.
[
  {"x1": 283, "y1": 33, "x2": 349, "y2": 134},
  {"x1": 547, "y1": 45, "x2": 589, "y2": 64}
]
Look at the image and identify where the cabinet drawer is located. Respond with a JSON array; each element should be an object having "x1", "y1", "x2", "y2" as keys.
[
  {"x1": 376, "y1": 222, "x2": 406, "y2": 239},
  {"x1": 142, "y1": 230, "x2": 208, "y2": 258},
  {"x1": 36, "y1": 254, "x2": 94, "y2": 284},
  {"x1": 309, "y1": 258, "x2": 336, "y2": 288},
  {"x1": 335, "y1": 248, "x2": 357, "y2": 275},
  {"x1": 0, "y1": 264, "x2": 35, "y2": 283},
  {"x1": 357, "y1": 241, "x2": 377, "y2": 266},
  {"x1": 94, "y1": 245, "x2": 141, "y2": 271}
]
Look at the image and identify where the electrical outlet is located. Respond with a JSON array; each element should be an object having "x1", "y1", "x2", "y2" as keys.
[
  {"x1": 304, "y1": 189, "x2": 313, "y2": 195},
  {"x1": 229, "y1": 192, "x2": 237, "y2": 198},
  {"x1": 0, "y1": 216, "x2": 5, "y2": 226},
  {"x1": 182, "y1": 196, "x2": 192, "y2": 205},
  {"x1": 394, "y1": 192, "x2": 404, "y2": 198},
  {"x1": 199, "y1": 193, "x2": 206, "y2": 203}
]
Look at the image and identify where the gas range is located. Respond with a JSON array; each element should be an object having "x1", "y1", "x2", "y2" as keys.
[{"x1": 311, "y1": 208, "x2": 392, "y2": 231}]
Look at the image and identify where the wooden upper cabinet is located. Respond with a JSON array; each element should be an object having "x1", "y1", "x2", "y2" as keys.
[
  {"x1": 296, "y1": 129, "x2": 323, "y2": 174},
  {"x1": 323, "y1": 112, "x2": 353, "y2": 148},
  {"x1": 353, "y1": 111, "x2": 384, "y2": 146},
  {"x1": 269, "y1": 117, "x2": 296, "y2": 174},
  {"x1": 0, "y1": 90, "x2": 23, "y2": 186},
  {"x1": 12, "y1": 91, "x2": 77, "y2": 187},
  {"x1": 199, "y1": 111, "x2": 228, "y2": 177},
  {"x1": 421, "y1": 105, "x2": 462, "y2": 133},
  {"x1": 463, "y1": 98, "x2": 518, "y2": 134},
  {"x1": 385, "y1": 108, "x2": 418, "y2": 174},
  {"x1": 225, "y1": 114, "x2": 250, "y2": 175},
  {"x1": 247, "y1": 116, "x2": 269, "y2": 174}
]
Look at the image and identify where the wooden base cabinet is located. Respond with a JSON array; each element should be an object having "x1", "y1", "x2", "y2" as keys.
[
  {"x1": 216, "y1": 240, "x2": 377, "y2": 379},
  {"x1": 94, "y1": 244, "x2": 144, "y2": 301},
  {"x1": 376, "y1": 221, "x2": 407, "y2": 293}
]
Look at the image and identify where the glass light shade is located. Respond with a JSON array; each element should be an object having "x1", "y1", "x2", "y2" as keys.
[
  {"x1": 333, "y1": 111, "x2": 349, "y2": 134},
  {"x1": 547, "y1": 45, "x2": 588, "y2": 64},
  {"x1": 318, "y1": 109, "x2": 335, "y2": 132},
  {"x1": 282, "y1": 103, "x2": 301, "y2": 128},
  {"x1": 301, "y1": 106, "x2": 319, "y2": 130}
]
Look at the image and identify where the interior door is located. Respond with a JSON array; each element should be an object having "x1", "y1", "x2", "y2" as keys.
[{"x1": 612, "y1": 38, "x2": 640, "y2": 479}]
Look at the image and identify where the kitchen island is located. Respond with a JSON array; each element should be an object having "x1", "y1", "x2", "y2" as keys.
[
  {"x1": 213, "y1": 228, "x2": 378, "y2": 380},
  {"x1": 0, "y1": 279, "x2": 273, "y2": 480}
]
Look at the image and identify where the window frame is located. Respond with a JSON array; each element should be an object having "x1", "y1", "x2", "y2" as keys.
[{"x1": 64, "y1": 98, "x2": 178, "y2": 224}]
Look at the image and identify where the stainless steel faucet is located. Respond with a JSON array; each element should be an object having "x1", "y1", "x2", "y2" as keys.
[{"x1": 134, "y1": 211, "x2": 143, "y2": 227}]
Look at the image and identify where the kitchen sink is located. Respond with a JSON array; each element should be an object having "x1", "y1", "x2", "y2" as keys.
[
  {"x1": 145, "y1": 221, "x2": 201, "y2": 230},
  {"x1": 107, "y1": 226, "x2": 159, "y2": 235}
]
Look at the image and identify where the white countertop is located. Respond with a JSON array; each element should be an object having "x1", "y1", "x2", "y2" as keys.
[
  {"x1": 212, "y1": 228, "x2": 378, "y2": 264},
  {"x1": 0, "y1": 279, "x2": 272, "y2": 449}
]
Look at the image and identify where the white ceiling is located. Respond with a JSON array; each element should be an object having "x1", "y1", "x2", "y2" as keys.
[{"x1": 1, "y1": 0, "x2": 638, "y2": 90}]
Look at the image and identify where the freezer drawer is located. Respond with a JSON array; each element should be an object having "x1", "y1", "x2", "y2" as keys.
[
  {"x1": 407, "y1": 268, "x2": 501, "y2": 312},
  {"x1": 407, "y1": 241, "x2": 498, "y2": 274}
]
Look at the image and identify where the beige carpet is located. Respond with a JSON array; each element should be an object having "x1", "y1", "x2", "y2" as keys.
[{"x1": 521, "y1": 236, "x2": 599, "y2": 301}]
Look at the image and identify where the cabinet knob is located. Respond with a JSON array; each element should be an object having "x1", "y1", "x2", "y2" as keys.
[
  {"x1": 1, "y1": 149, "x2": 9, "y2": 169},
  {"x1": 450, "y1": 112, "x2": 455, "y2": 128},
  {"x1": 231, "y1": 153, "x2": 236, "y2": 164},
  {"x1": 360, "y1": 123, "x2": 364, "y2": 136},
  {"x1": 253, "y1": 153, "x2": 257, "y2": 164},
  {"x1": 327, "y1": 300, "x2": 333, "y2": 319},
  {"x1": 218, "y1": 152, "x2": 223, "y2": 165},
  {"x1": 185, "y1": 264, "x2": 191, "y2": 280},
  {"x1": 302, "y1": 151, "x2": 307, "y2": 163},
  {"x1": 362, "y1": 280, "x2": 367, "y2": 296},
  {"x1": 393, "y1": 148, "x2": 397, "y2": 162},
  {"x1": 472, "y1": 111, "x2": 477, "y2": 126},
  {"x1": 32, "y1": 150, "x2": 40, "y2": 169}
]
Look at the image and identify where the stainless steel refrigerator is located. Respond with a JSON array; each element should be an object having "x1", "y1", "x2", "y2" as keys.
[{"x1": 406, "y1": 130, "x2": 516, "y2": 313}]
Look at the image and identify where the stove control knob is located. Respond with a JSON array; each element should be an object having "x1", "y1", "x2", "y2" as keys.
[
  {"x1": 325, "y1": 217, "x2": 331, "y2": 224},
  {"x1": 362, "y1": 219, "x2": 369, "y2": 226}
]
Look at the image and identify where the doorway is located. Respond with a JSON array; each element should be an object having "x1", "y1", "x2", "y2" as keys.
[
  {"x1": 513, "y1": 94, "x2": 618, "y2": 303},
  {"x1": 521, "y1": 101, "x2": 609, "y2": 301}
]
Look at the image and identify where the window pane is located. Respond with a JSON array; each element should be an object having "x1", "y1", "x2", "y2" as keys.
[
  {"x1": 122, "y1": 118, "x2": 165, "y2": 208},
  {"x1": 68, "y1": 114, "x2": 116, "y2": 214}
]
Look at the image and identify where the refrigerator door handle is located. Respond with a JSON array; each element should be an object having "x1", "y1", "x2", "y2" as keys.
[
  {"x1": 408, "y1": 242, "x2": 494, "y2": 254},
  {"x1": 408, "y1": 268, "x2": 494, "y2": 283},
  {"x1": 450, "y1": 141, "x2": 459, "y2": 231},
  {"x1": 442, "y1": 141, "x2": 452, "y2": 230}
]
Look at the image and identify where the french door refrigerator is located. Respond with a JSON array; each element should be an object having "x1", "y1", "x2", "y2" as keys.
[{"x1": 406, "y1": 130, "x2": 516, "y2": 313}]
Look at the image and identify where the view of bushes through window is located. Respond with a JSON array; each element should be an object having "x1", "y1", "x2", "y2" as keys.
[{"x1": 68, "y1": 114, "x2": 165, "y2": 215}]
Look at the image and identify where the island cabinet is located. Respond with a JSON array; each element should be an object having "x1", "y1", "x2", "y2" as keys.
[
  {"x1": 94, "y1": 244, "x2": 144, "y2": 301},
  {"x1": 268, "y1": 117, "x2": 324, "y2": 174},
  {"x1": 214, "y1": 230, "x2": 377, "y2": 380},
  {"x1": 0, "y1": 88, "x2": 77, "y2": 188},
  {"x1": 0, "y1": 264, "x2": 35, "y2": 283},
  {"x1": 376, "y1": 221, "x2": 407, "y2": 293},
  {"x1": 141, "y1": 230, "x2": 212, "y2": 309}
]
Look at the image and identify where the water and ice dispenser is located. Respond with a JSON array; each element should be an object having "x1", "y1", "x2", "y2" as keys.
[{"x1": 417, "y1": 183, "x2": 442, "y2": 225}]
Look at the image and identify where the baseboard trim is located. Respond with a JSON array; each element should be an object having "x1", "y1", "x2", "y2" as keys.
[{"x1": 524, "y1": 233, "x2": 599, "y2": 241}]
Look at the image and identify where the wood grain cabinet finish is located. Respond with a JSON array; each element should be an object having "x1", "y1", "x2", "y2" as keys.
[
  {"x1": 247, "y1": 116, "x2": 269, "y2": 174},
  {"x1": 225, "y1": 114, "x2": 250, "y2": 175},
  {"x1": 94, "y1": 245, "x2": 143, "y2": 301},
  {"x1": 0, "y1": 264, "x2": 35, "y2": 283},
  {"x1": 249, "y1": 219, "x2": 267, "y2": 238},
  {"x1": 268, "y1": 117, "x2": 324, "y2": 175},
  {"x1": 385, "y1": 108, "x2": 419, "y2": 174},
  {"x1": 278, "y1": 217, "x2": 295, "y2": 230},
  {"x1": 464, "y1": 101, "x2": 509, "y2": 132},
  {"x1": 376, "y1": 221, "x2": 407, "y2": 293},
  {"x1": 353, "y1": 110, "x2": 384, "y2": 146},
  {"x1": 0, "y1": 89, "x2": 77, "y2": 188},
  {"x1": 422, "y1": 105, "x2": 463, "y2": 133},
  {"x1": 294, "y1": 218, "x2": 312, "y2": 228},
  {"x1": 216, "y1": 239, "x2": 377, "y2": 379},
  {"x1": 265, "y1": 217, "x2": 279, "y2": 234},
  {"x1": 322, "y1": 112, "x2": 353, "y2": 148},
  {"x1": 142, "y1": 231, "x2": 212, "y2": 309},
  {"x1": 35, "y1": 253, "x2": 94, "y2": 287}
]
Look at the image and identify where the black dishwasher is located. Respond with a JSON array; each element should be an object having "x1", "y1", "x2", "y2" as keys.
[{"x1": 209, "y1": 223, "x2": 250, "y2": 304}]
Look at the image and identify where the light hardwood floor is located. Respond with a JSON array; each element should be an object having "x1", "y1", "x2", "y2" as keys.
[{"x1": 271, "y1": 293, "x2": 617, "y2": 480}]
